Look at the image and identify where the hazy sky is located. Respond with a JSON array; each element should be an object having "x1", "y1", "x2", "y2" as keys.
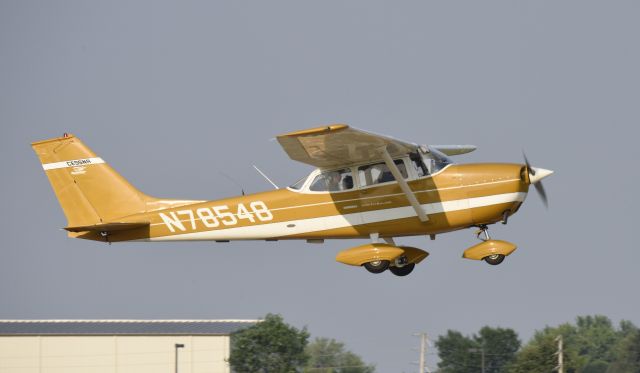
[{"x1": 1, "y1": 1, "x2": 639, "y2": 372}]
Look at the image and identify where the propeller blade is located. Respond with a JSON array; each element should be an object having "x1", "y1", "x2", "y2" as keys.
[
  {"x1": 523, "y1": 151, "x2": 552, "y2": 208},
  {"x1": 523, "y1": 151, "x2": 535, "y2": 176},
  {"x1": 534, "y1": 181, "x2": 548, "y2": 208}
]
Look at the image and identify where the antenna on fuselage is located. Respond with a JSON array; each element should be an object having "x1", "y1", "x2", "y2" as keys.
[
  {"x1": 252, "y1": 165, "x2": 279, "y2": 189},
  {"x1": 219, "y1": 171, "x2": 246, "y2": 195}
]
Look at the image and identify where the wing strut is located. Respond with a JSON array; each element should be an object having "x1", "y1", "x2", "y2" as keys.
[{"x1": 379, "y1": 147, "x2": 429, "y2": 222}]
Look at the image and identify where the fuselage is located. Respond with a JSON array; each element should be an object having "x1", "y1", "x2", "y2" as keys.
[{"x1": 74, "y1": 163, "x2": 529, "y2": 242}]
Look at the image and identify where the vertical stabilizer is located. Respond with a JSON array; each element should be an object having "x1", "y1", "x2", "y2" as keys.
[{"x1": 32, "y1": 134, "x2": 155, "y2": 227}]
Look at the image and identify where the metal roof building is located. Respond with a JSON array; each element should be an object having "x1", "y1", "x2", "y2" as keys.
[{"x1": 0, "y1": 319, "x2": 258, "y2": 373}]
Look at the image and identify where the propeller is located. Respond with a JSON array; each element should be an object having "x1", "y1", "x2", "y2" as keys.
[{"x1": 523, "y1": 152, "x2": 553, "y2": 208}]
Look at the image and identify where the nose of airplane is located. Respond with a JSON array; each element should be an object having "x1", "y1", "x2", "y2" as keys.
[
  {"x1": 521, "y1": 153, "x2": 553, "y2": 208},
  {"x1": 528, "y1": 168, "x2": 554, "y2": 184}
]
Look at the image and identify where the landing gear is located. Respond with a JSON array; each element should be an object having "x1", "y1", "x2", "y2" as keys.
[
  {"x1": 484, "y1": 254, "x2": 505, "y2": 265},
  {"x1": 475, "y1": 225, "x2": 491, "y2": 241},
  {"x1": 353, "y1": 234, "x2": 425, "y2": 276},
  {"x1": 363, "y1": 260, "x2": 389, "y2": 274},
  {"x1": 465, "y1": 225, "x2": 513, "y2": 266},
  {"x1": 389, "y1": 263, "x2": 415, "y2": 276}
]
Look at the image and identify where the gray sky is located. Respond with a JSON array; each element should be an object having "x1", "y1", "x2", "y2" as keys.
[{"x1": 1, "y1": 1, "x2": 639, "y2": 371}]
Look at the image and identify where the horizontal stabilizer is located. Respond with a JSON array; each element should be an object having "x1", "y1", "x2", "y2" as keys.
[{"x1": 64, "y1": 222, "x2": 150, "y2": 233}]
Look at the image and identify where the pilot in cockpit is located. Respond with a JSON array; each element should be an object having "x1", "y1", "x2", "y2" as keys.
[
  {"x1": 326, "y1": 171, "x2": 342, "y2": 191},
  {"x1": 342, "y1": 175, "x2": 353, "y2": 190}
]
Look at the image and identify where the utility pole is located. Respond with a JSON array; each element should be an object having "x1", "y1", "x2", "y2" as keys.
[
  {"x1": 555, "y1": 335, "x2": 564, "y2": 373},
  {"x1": 468, "y1": 347, "x2": 485, "y2": 373},
  {"x1": 413, "y1": 332, "x2": 430, "y2": 373},
  {"x1": 419, "y1": 333, "x2": 426, "y2": 373}
]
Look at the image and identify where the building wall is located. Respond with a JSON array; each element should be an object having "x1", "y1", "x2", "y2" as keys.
[{"x1": 0, "y1": 335, "x2": 230, "y2": 373}]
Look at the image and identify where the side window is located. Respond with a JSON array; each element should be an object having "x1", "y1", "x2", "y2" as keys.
[
  {"x1": 410, "y1": 152, "x2": 429, "y2": 177},
  {"x1": 309, "y1": 168, "x2": 354, "y2": 192},
  {"x1": 358, "y1": 160, "x2": 408, "y2": 188}
]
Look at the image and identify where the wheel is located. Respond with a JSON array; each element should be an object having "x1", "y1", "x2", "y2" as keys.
[
  {"x1": 389, "y1": 263, "x2": 415, "y2": 276},
  {"x1": 484, "y1": 254, "x2": 505, "y2": 265},
  {"x1": 364, "y1": 260, "x2": 390, "y2": 274}
]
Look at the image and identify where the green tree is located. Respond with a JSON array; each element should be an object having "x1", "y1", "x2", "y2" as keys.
[
  {"x1": 229, "y1": 314, "x2": 310, "y2": 373},
  {"x1": 304, "y1": 337, "x2": 375, "y2": 373},
  {"x1": 574, "y1": 315, "x2": 619, "y2": 364},
  {"x1": 436, "y1": 327, "x2": 520, "y2": 373},
  {"x1": 436, "y1": 330, "x2": 477, "y2": 373},
  {"x1": 609, "y1": 328, "x2": 640, "y2": 373},
  {"x1": 474, "y1": 326, "x2": 520, "y2": 373},
  {"x1": 619, "y1": 320, "x2": 638, "y2": 338},
  {"x1": 582, "y1": 360, "x2": 609, "y2": 373},
  {"x1": 508, "y1": 323, "x2": 583, "y2": 373},
  {"x1": 509, "y1": 316, "x2": 638, "y2": 373}
]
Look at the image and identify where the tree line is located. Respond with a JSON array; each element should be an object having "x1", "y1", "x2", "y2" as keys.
[
  {"x1": 227, "y1": 314, "x2": 640, "y2": 373},
  {"x1": 229, "y1": 314, "x2": 375, "y2": 373},
  {"x1": 435, "y1": 315, "x2": 640, "y2": 373}
]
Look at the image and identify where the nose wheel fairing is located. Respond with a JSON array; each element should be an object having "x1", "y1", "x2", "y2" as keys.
[
  {"x1": 462, "y1": 239, "x2": 517, "y2": 261},
  {"x1": 462, "y1": 225, "x2": 517, "y2": 265}
]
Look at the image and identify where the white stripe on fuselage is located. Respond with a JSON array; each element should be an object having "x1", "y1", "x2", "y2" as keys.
[
  {"x1": 148, "y1": 177, "x2": 522, "y2": 227},
  {"x1": 145, "y1": 192, "x2": 527, "y2": 242}
]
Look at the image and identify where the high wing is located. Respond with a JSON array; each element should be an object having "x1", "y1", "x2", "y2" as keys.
[
  {"x1": 276, "y1": 124, "x2": 475, "y2": 168},
  {"x1": 276, "y1": 124, "x2": 477, "y2": 223},
  {"x1": 276, "y1": 124, "x2": 419, "y2": 168}
]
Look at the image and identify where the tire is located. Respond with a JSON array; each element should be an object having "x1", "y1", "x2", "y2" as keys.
[
  {"x1": 484, "y1": 254, "x2": 505, "y2": 265},
  {"x1": 389, "y1": 263, "x2": 415, "y2": 277},
  {"x1": 364, "y1": 260, "x2": 390, "y2": 274}
]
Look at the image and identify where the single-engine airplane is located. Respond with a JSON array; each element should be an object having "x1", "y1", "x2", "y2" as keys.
[{"x1": 32, "y1": 125, "x2": 552, "y2": 276}]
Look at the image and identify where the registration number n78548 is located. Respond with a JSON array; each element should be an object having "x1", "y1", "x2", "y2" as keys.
[{"x1": 158, "y1": 201, "x2": 273, "y2": 233}]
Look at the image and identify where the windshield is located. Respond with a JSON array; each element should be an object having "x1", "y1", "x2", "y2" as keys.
[
  {"x1": 425, "y1": 148, "x2": 453, "y2": 173},
  {"x1": 288, "y1": 176, "x2": 307, "y2": 190}
]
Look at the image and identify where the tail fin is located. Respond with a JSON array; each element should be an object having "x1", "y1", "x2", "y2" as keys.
[{"x1": 31, "y1": 134, "x2": 186, "y2": 228}]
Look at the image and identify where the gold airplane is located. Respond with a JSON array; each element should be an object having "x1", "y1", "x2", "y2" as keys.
[{"x1": 32, "y1": 125, "x2": 553, "y2": 276}]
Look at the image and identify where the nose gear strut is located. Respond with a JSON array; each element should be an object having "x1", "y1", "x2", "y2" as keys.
[{"x1": 475, "y1": 225, "x2": 491, "y2": 241}]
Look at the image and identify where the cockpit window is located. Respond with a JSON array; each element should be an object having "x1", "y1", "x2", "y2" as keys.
[
  {"x1": 289, "y1": 176, "x2": 306, "y2": 190},
  {"x1": 425, "y1": 148, "x2": 453, "y2": 173},
  {"x1": 410, "y1": 152, "x2": 429, "y2": 177},
  {"x1": 309, "y1": 168, "x2": 354, "y2": 192},
  {"x1": 358, "y1": 160, "x2": 407, "y2": 188}
]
